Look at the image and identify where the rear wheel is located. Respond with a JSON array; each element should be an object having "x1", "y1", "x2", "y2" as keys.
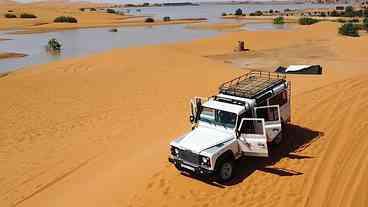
[{"x1": 216, "y1": 157, "x2": 235, "y2": 183}]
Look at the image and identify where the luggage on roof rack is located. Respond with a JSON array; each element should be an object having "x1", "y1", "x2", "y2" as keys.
[{"x1": 219, "y1": 71, "x2": 287, "y2": 99}]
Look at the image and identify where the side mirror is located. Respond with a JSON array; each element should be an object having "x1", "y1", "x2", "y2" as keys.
[{"x1": 189, "y1": 115, "x2": 195, "y2": 123}]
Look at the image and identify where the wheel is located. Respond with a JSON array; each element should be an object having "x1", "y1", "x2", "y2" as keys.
[{"x1": 216, "y1": 157, "x2": 235, "y2": 183}]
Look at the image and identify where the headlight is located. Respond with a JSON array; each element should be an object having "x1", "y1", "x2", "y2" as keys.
[
  {"x1": 200, "y1": 156, "x2": 211, "y2": 167},
  {"x1": 170, "y1": 146, "x2": 179, "y2": 157}
]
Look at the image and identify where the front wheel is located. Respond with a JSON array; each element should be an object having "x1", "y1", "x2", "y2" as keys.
[{"x1": 216, "y1": 158, "x2": 234, "y2": 183}]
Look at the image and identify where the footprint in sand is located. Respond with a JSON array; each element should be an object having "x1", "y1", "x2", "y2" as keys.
[
  {"x1": 146, "y1": 182, "x2": 154, "y2": 190},
  {"x1": 159, "y1": 178, "x2": 166, "y2": 188},
  {"x1": 163, "y1": 186, "x2": 170, "y2": 195}
]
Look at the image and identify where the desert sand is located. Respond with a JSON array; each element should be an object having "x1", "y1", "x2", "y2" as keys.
[{"x1": 0, "y1": 17, "x2": 368, "y2": 207}]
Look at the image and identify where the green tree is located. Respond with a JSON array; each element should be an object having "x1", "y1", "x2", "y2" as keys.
[
  {"x1": 364, "y1": 17, "x2": 368, "y2": 30},
  {"x1": 344, "y1": 6, "x2": 355, "y2": 17},
  {"x1": 330, "y1": 10, "x2": 339, "y2": 17},
  {"x1": 235, "y1": 8, "x2": 243, "y2": 16}
]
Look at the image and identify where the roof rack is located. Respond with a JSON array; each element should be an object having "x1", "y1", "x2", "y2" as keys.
[{"x1": 219, "y1": 71, "x2": 286, "y2": 99}]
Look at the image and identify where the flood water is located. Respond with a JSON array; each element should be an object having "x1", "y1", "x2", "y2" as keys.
[
  {"x1": 0, "y1": 25, "x2": 219, "y2": 72},
  {"x1": 0, "y1": 3, "x2": 337, "y2": 72}
]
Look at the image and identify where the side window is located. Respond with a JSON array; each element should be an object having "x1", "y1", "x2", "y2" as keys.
[
  {"x1": 237, "y1": 110, "x2": 252, "y2": 129},
  {"x1": 255, "y1": 107, "x2": 279, "y2": 122},
  {"x1": 239, "y1": 119, "x2": 264, "y2": 135},
  {"x1": 269, "y1": 91, "x2": 288, "y2": 106}
]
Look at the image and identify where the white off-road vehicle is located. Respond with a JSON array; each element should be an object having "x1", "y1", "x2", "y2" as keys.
[{"x1": 168, "y1": 71, "x2": 291, "y2": 183}]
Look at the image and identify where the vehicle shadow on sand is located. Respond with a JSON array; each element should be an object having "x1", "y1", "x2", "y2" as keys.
[
  {"x1": 226, "y1": 123, "x2": 323, "y2": 186},
  {"x1": 182, "y1": 124, "x2": 323, "y2": 188}
]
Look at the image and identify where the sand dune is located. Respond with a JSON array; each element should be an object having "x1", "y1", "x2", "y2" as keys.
[{"x1": 0, "y1": 21, "x2": 367, "y2": 207}]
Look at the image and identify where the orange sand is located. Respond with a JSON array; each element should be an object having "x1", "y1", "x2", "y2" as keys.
[{"x1": 0, "y1": 21, "x2": 367, "y2": 207}]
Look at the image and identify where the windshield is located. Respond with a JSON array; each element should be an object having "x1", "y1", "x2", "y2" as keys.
[{"x1": 199, "y1": 107, "x2": 237, "y2": 129}]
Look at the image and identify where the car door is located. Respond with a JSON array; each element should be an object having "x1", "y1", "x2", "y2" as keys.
[
  {"x1": 254, "y1": 105, "x2": 282, "y2": 142},
  {"x1": 237, "y1": 118, "x2": 269, "y2": 157}
]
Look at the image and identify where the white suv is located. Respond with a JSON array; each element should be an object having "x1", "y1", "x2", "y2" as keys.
[{"x1": 168, "y1": 71, "x2": 291, "y2": 183}]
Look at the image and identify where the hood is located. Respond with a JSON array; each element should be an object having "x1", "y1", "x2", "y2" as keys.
[{"x1": 175, "y1": 126, "x2": 234, "y2": 154}]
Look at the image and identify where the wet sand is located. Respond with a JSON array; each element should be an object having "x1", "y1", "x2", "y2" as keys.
[
  {"x1": 0, "y1": 19, "x2": 368, "y2": 207},
  {"x1": 0, "y1": 51, "x2": 27, "y2": 59}
]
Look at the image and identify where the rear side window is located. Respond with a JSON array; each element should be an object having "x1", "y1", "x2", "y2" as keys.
[{"x1": 269, "y1": 91, "x2": 288, "y2": 106}]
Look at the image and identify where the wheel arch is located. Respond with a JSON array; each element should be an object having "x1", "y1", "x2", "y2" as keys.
[{"x1": 214, "y1": 149, "x2": 235, "y2": 170}]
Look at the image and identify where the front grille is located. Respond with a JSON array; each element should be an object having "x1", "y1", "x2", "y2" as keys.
[{"x1": 179, "y1": 149, "x2": 200, "y2": 165}]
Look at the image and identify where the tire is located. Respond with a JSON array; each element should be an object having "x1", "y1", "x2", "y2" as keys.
[{"x1": 215, "y1": 157, "x2": 235, "y2": 183}]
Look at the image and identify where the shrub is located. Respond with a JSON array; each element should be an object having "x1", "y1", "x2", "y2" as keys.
[
  {"x1": 364, "y1": 17, "x2": 368, "y2": 30},
  {"x1": 348, "y1": 18, "x2": 360, "y2": 23},
  {"x1": 163, "y1": 16, "x2": 170, "y2": 21},
  {"x1": 273, "y1": 16, "x2": 285, "y2": 24},
  {"x1": 338, "y1": 23, "x2": 359, "y2": 37},
  {"x1": 235, "y1": 8, "x2": 243, "y2": 16},
  {"x1": 298, "y1": 17, "x2": 319, "y2": 25},
  {"x1": 337, "y1": 18, "x2": 347, "y2": 23},
  {"x1": 4, "y1": 13, "x2": 16, "y2": 18},
  {"x1": 249, "y1": 11, "x2": 263, "y2": 16},
  {"x1": 47, "y1": 38, "x2": 62, "y2": 51},
  {"x1": 20, "y1": 13, "x2": 37, "y2": 18},
  {"x1": 222, "y1": 12, "x2": 227, "y2": 16},
  {"x1": 54, "y1": 16, "x2": 78, "y2": 23},
  {"x1": 8, "y1": 10, "x2": 14, "y2": 12},
  {"x1": 363, "y1": 17, "x2": 368, "y2": 25},
  {"x1": 90, "y1": 8, "x2": 97, "y2": 11},
  {"x1": 80, "y1": 8, "x2": 85, "y2": 11},
  {"x1": 330, "y1": 10, "x2": 340, "y2": 17},
  {"x1": 106, "y1": 8, "x2": 116, "y2": 14},
  {"x1": 319, "y1": 12, "x2": 326, "y2": 17},
  {"x1": 145, "y1": 17, "x2": 154, "y2": 23}
]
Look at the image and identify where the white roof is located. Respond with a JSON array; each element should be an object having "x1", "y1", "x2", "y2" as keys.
[
  {"x1": 202, "y1": 100, "x2": 245, "y2": 114},
  {"x1": 286, "y1": 65, "x2": 312, "y2": 72}
]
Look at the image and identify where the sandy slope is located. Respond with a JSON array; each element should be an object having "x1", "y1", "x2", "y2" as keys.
[{"x1": 0, "y1": 22, "x2": 367, "y2": 207}]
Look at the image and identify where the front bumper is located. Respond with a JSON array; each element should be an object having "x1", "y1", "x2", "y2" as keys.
[{"x1": 168, "y1": 157, "x2": 214, "y2": 178}]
